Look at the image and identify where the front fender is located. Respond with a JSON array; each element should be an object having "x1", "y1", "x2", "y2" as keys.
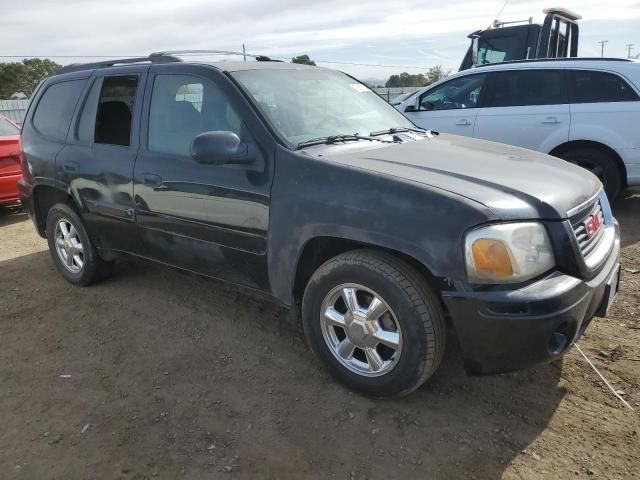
[{"x1": 267, "y1": 147, "x2": 493, "y2": 305}]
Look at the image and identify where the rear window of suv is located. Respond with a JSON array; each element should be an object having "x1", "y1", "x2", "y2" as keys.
[
  {"x1": 568, "y1": 70, "x2": 639, "y2": 103},
  {"x1": 32, "y1": 80, "x2": 85, "y2": 141}
]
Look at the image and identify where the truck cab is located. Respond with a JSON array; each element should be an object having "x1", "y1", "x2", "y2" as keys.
[{"x1": 460, "y1": 8, "x2": 581, "y2": 71}]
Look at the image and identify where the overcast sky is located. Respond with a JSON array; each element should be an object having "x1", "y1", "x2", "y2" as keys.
[{"x1": 2, "y1": 0, "x2": 639, "y2": 81}]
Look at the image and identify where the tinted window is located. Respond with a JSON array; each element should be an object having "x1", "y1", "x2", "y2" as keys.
[
  {"x1": 0, "y1": 117, "x2": 19, "y2": 136},
  {"x1": 32, "y1": 80, "x2": 85, "y2": 141},
  {"x1": 568, "y1": 70, "x2": 639, "y2": 103},
  {"x1": 95, "y1": 76, "x2": 138, "y2": 146},
  {"x1": 418, "y1": 74, "x2": 486, "y2": 111},
  {"x1": 148, "y1": 74, "x2": 241, "y2": 156},
  {"x1": 483, "y1": 70, "x2": 567, "y2": 107}
]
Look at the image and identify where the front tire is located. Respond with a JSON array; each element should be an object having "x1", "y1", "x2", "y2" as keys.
[
  {"x1": 46, "y1": 203, "x2": 114, "y2": 286},
  {"x1": 302, "y1": 250, "x2": 445, "y2": 398}
]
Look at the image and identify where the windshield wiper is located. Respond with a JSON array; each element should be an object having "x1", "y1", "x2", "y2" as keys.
[
  {"x1": 369, "y1": 127, "x2": 428, "y2": 136},
  {"x1": 296, "y1": 134, "x2": 390, "y2": 150}
]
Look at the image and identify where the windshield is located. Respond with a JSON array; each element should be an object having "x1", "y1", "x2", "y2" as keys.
[
  {"x1": 476, "y1": 35, "x2": 521, "y2": 66},
  {"x1": 231, "y1": 68, "x2": 414, "y2": 147}
]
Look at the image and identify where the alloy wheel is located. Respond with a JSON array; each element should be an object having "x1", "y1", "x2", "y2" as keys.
[
  {"x1": 320, "y1": 283, "x2": 403, "y2": 377},
  {"x1": 54, "y1": 218, "x2": 84, "y2": 274}
]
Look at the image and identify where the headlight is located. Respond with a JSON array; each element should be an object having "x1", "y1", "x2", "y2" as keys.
[{"x1": 464, "y1": 222, "x2": 555, "y2": 284}]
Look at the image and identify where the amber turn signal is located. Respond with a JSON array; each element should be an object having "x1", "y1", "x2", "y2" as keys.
[{"x1": 471, "y1": 239, "x2": 514, "y2": 279}]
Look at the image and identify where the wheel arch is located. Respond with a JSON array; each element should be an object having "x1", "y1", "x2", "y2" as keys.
[
  {"x1": 291, "y1": 236, "x2": 446, "y2": 306},
  {"x1": 548, "y1": 140, "x2": 628, "y2": 188},
  {"x1": 32, "y1": 184, "x2": 78, "y2": 237}
]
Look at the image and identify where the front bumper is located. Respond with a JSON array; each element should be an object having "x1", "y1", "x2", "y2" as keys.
[{"x1": 442, "y1": 229, "x2": 621, "y2": 376}]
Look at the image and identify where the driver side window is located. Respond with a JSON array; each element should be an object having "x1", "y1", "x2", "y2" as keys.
[
  {"x1": 419, "y1": 74, "x2": 487, "y2": 111},
  {"x1": 148, "y1": 74, "x2": 241, "y2": 157}
]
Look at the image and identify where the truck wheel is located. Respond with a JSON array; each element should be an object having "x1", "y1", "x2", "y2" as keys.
[
  {"x1": 45, "y1": 203, "x2": 114, "y2": 286},
  {"x1": 558, "y1": 147, "x2": 622, "y2": 200},
  {"x1": 302, "y1": 250, "x2": 445, "y2": 397}
]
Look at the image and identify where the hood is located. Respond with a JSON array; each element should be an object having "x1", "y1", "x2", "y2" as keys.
[{"x1": 307, "y1": 134, "x2": 601, "y2": 220}]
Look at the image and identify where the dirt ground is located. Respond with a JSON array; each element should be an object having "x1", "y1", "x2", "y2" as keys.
[{"x1": 1, "y1": 191, "x2": 639, "y2": 480}]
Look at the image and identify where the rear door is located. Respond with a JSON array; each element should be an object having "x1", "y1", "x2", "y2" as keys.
[
  {"x1": 567, "y1": 69, "x2": 640, "y2": 180},
  {"x1": 0, "y1": 117, "x2": 21, "y2": 203},
  {"x1": 57, "y1": 66, "x2": 148, "y2": 253},
  {"x1": 474, "y1": 69, "x2": 570, "y2": 152},
  {"x1": 403, "y1": 73, "x2": 487, "y2": 136},
  {"x1": 132, "y1": 64, "x2": 274, "y2": 290}
]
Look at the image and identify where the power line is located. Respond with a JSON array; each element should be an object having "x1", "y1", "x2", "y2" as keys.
[
  {"x1": 598, "y1": 40, "x2": 609, "y2": 57},
  {"x1": 626, "y1": 43, "x2": 634, "y2": 58}
]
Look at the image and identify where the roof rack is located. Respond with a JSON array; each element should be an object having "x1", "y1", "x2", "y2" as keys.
[
  {"x1": 474, "y1": 57, "x2": 633, "y2": 69},
  {"x1": 151, "y1": 50, "x2": 282, "y2": 62},
  {"x1": 55, "y1": 49, "x2": 283, "y2": 75},
  {"x1": 56, "y1": 53, "x2": 181, "y2": 74}
]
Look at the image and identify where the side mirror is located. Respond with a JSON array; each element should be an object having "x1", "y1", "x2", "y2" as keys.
[
  {"x1": 404, "y1": 104, "x2": 418, "y2": 113},
  {"x1": 190, "y1": 131, "x2": 257, "y2": 166}
]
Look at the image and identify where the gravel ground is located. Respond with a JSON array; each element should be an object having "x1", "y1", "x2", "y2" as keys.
[{"x1": 0, "y1": 191, "x2": 639, "y2": 480}]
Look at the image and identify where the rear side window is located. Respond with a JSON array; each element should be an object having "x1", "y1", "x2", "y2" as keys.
[
  {"x1": 568, "y1": 70, "x2": 639, "y2": 103},
  {"x1": 148, "y1": 74, "x2": 241, "y2": 156},
  {"x1": 0, "y1": 117, "x2": 19, "y2": 136},
  {"x1": 483, "y1": 70, "x2": 567, "y2": 107},
  {"x1": 32, "y1": 80, "x2": 85, "y2": 141},
  {"x1": 95, "y1": 76, "x2": 138, "y2": 146}
]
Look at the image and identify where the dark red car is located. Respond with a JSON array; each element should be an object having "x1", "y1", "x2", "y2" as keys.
[{"x1": 0, "y1": 114, "x2": 21, "y2": 205}]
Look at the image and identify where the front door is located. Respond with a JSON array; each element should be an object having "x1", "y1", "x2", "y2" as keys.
[
  {"x1": 403, "y1": 73, "x2": 488, "y2": 136},
  {"x1": 133, "y1": 64, "x2": 274, "y2": 290}
]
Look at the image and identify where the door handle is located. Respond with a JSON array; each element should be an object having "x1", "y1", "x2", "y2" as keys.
[
  {"x1": 541, "y1": 117, "x2": 561, "y2": 125},
  {"x1": 456, "y1": 119, "x2": 472, "y2": 126},
  {"x1": 142, "y1": 173, "x2": 163, "y2": 188},
  {"x1": 63, "y1": 161, "x2": 79, "y2": 173}
]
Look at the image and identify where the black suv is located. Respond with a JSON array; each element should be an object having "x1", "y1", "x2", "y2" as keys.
[{"x1": 19, "y1": 53, "x2": 620, "y2": 397}]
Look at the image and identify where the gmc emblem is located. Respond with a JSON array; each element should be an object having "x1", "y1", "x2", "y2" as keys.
[{"x1": 584, "y1": 211, "x2": 604, "y2": 239}]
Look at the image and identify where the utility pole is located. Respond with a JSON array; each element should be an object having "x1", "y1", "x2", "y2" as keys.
[
  {"x1": 626, "y1": 43, "x2": 635, "y2": 58},
  {"x1": 242, "y1": 44, "x2": 246, "y2": 62},
  {"x1": 598, "y1": 40, "x2": 609, "y2": 57}
]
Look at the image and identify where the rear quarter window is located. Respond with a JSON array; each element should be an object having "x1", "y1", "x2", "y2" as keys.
[
  {"x1": 568, "y1": 70, "x2": 639, "y2": 103},
  {"x1": 32, "y1": 79, "x2": 85, "y2": 141}
]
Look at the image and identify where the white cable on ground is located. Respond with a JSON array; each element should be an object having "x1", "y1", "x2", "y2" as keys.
[{"x1": 574, "y1": 343, "x2": 634, "y2": 411}]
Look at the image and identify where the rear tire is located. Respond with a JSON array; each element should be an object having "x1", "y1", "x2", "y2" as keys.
[
  {"x1": 46, "y1": 203, "x2": 114, "y2": 286},
  {"x1": 558, "y1": 147, "x2": 622, "y2": 200},
  {"x1": 302, "y1": 250, "x2": 445, "y2": 398}
]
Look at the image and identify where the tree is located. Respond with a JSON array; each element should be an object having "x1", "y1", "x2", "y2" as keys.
[
  {"x1": 0, "y1": 58, "x2": 61, "y2": 99},
  {"x1": 425, "y1": 65, "x2": 448, "y2": 85},
  {"x1": 384, "y1": 66, "x2": 449, "y2": 88},
  {"x1": 291, "y1": 54, "x2": 316, "y2": 66}
]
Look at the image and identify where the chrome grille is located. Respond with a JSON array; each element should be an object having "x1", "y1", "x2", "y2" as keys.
[{"x1": 572, "y1": 201, "x2": 605, "y2": 258}]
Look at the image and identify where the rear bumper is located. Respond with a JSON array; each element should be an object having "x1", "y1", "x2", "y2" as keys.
[
  {"x1": 18, "y1": 178, "x2": 37, "y2": 224},
  {"x1": 442, "y1": 227, "x2": 621, "y2": 376},
  {"x1": 0, "y1": 173, "x2": 21, "y2": 204}
]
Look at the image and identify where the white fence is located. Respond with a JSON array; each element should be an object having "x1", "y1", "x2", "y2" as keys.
[
  {"x1": 0, "y1": 99, "x2": 29, "y2": 124},
  {"x1": 0, "y1": 87, "x2": 421, "y2": 125}
]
